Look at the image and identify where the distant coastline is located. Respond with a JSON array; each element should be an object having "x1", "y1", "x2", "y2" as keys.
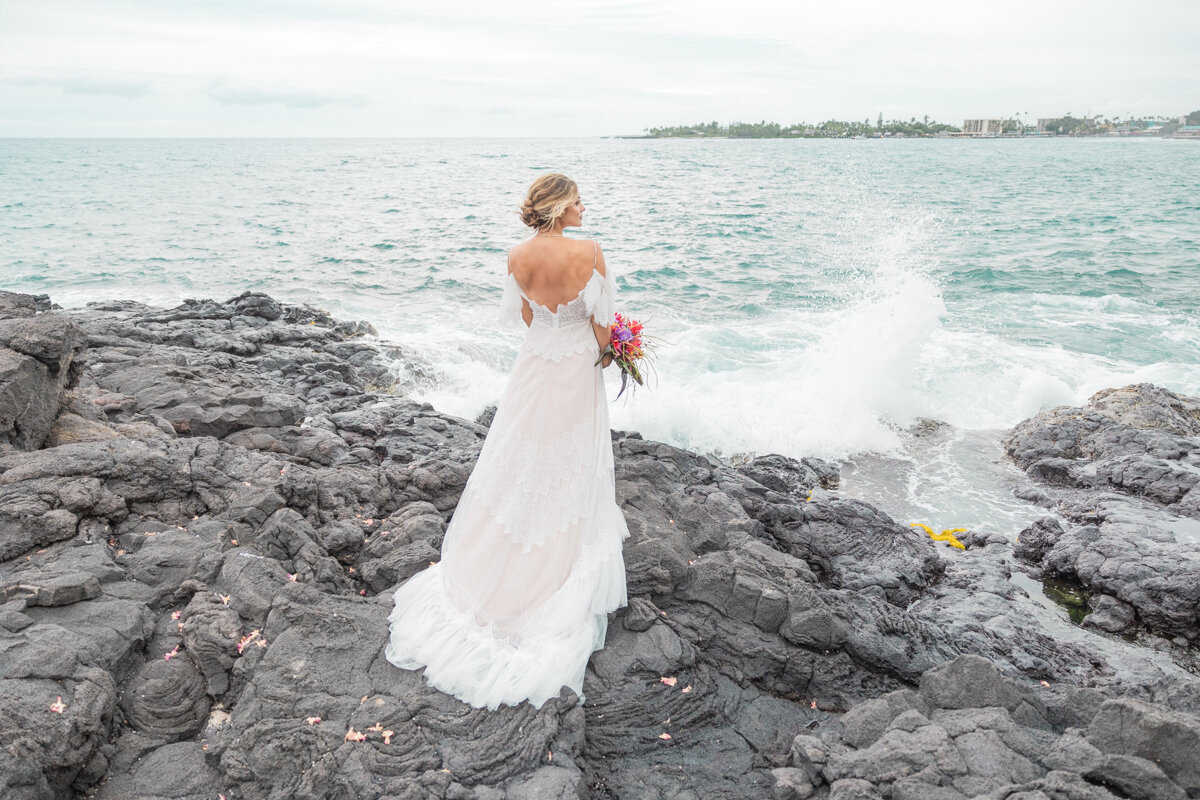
[{"x1": 632, "y1": 112, "x2": 1200, "y2": 139}]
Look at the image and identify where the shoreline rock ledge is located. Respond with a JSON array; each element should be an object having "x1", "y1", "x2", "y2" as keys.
[{"x1": 1, "y1": 289, "x2": 1198, "y2": 800}]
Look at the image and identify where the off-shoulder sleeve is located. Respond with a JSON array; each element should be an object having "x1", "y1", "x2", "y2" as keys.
[
  {"x1": 582, "y1": 268, "x2": 617, "y2": 327},
  {"x1": 498, "y1": 272, "x2": 526, "y2": 329}
]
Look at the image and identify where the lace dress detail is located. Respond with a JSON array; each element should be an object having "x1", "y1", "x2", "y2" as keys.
[
  {"x1": 386, "y1": 243, "x2": 629, "y2": 711},
  {"x1": 516, "y1": 269, "x2": 615, "y2": 362},
  {"x1": 471, "y1": 417, "x2": 593, "y2": 550}
]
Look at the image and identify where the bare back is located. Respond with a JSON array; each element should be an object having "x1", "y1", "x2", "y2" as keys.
[{"x1": 508, "y1": 237, "x2": 602, "y2": 313}]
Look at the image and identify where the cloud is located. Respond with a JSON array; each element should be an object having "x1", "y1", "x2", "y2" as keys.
[
  {"x1": 2, "y1": 73, "x2": 153, "y2": 99},
  {"x1": 636, "y1": 87, "x2": 718, "y2": 97},
  {"x1": 60, "y1": 76, "x2": 153, "y2": 98},
  {"x1": 206, "y1": 78, "x2": 368, "y2": 109}
]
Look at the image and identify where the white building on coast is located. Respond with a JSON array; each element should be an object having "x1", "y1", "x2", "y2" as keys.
[{"x1": 953, "y1": 118, "x2": 1003, "y2": 137}]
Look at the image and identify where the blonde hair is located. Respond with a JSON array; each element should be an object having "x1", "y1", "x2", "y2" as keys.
[{"x1": 519, "y1": 173, "x2": 579, "y2": 231}]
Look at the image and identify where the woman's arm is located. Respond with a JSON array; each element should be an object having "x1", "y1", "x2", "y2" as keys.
[
  {"x1": 592, "y1": 320, "x2": 613, "y2": 367},
  {"x1": 507, "y1": 250, "x2": 533, "y2": 328},
  {"x1": 591, "y1": 244, "x2": 613, "y2": 366}
]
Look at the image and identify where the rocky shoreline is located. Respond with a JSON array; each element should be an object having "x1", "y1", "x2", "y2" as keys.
[{"x1": 1, "y1": 288, "x2": 1198, "y2": 800}]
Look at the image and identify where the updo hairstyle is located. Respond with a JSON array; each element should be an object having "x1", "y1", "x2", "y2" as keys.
[{"x1": 519, "y1": 173, "x2": 579, "y2": 231}]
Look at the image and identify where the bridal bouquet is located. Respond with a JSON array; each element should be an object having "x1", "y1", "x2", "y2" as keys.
[{"x1": 595, "y1": 312, "x2": 655, "y2": 399}]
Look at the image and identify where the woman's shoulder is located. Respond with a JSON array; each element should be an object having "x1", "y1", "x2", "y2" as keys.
[
  {"x1": 568, "y1": 238, "x2": 604, "y2": 278},
  {"x1": 559, "y1": 237, "x2": 603, "y2": 268},
  {"x1": 508, "y1": 235, "x2": 599, "y2": 252},
  {"x1": 508, "y1": 237, "x2": 602, "y2": 271}
]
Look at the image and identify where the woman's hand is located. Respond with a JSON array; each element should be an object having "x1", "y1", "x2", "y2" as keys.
[
  {"x1": 592, "y1": 321, "x2": 613, "y2": 363},
  {"x1": 594, "y1": 345, "x2": 614, "y2": 369}
]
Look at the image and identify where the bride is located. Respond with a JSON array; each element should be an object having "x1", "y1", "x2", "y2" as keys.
[{"x1": 385, "y1": 173, "x2": 630, "y2": 710}]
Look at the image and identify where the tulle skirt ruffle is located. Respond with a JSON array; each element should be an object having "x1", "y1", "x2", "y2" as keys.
[{"x1": 385, "y1": 501, "x2": 627, "y2": 709}]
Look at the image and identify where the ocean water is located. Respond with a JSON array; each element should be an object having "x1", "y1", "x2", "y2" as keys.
[{"x1": 3, "y1": 137, "x2": 1198, "y2": 536}]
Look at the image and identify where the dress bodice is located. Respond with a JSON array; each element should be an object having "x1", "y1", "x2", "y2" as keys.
[
  {"x1": 521, "y1": 269, "x2": 605, "y2": 330},
  {"x1": 499, "y1": 264, "x2": 617, "y2": 334},
  {"x1": 499, "y1": 268, "x2": 616, "y2": 362}
]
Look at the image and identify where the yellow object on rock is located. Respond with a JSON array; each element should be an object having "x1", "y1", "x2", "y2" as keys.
[{"x1": 910, "y1": 523, "x2": 966, "y2": 550}]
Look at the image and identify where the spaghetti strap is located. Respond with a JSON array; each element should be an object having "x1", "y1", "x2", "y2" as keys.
[{"x1": 592, "y1": 240, "x2": 598, "y2": 269}]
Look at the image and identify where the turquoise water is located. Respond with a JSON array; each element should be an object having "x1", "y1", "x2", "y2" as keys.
[{"x1": 3, "y1": 137, "x2": 1198, "y2": 532}]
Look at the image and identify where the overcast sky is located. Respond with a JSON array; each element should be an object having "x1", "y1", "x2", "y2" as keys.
[{"x1": 1, "y1": 0, "x2": 1196, "y2": 137}]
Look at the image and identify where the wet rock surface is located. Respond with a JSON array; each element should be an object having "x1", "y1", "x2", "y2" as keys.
[
  {"x1": 1007, "y1": 384, "x2": 1200, "y2": 646},
  {"x1": 0, "y1": 291, "x2": 1197, "y2": 800}
]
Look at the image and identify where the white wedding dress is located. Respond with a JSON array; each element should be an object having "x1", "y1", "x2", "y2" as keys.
[{"x1": 385, "y1": 247, "x2": 630, "y2": 710}]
